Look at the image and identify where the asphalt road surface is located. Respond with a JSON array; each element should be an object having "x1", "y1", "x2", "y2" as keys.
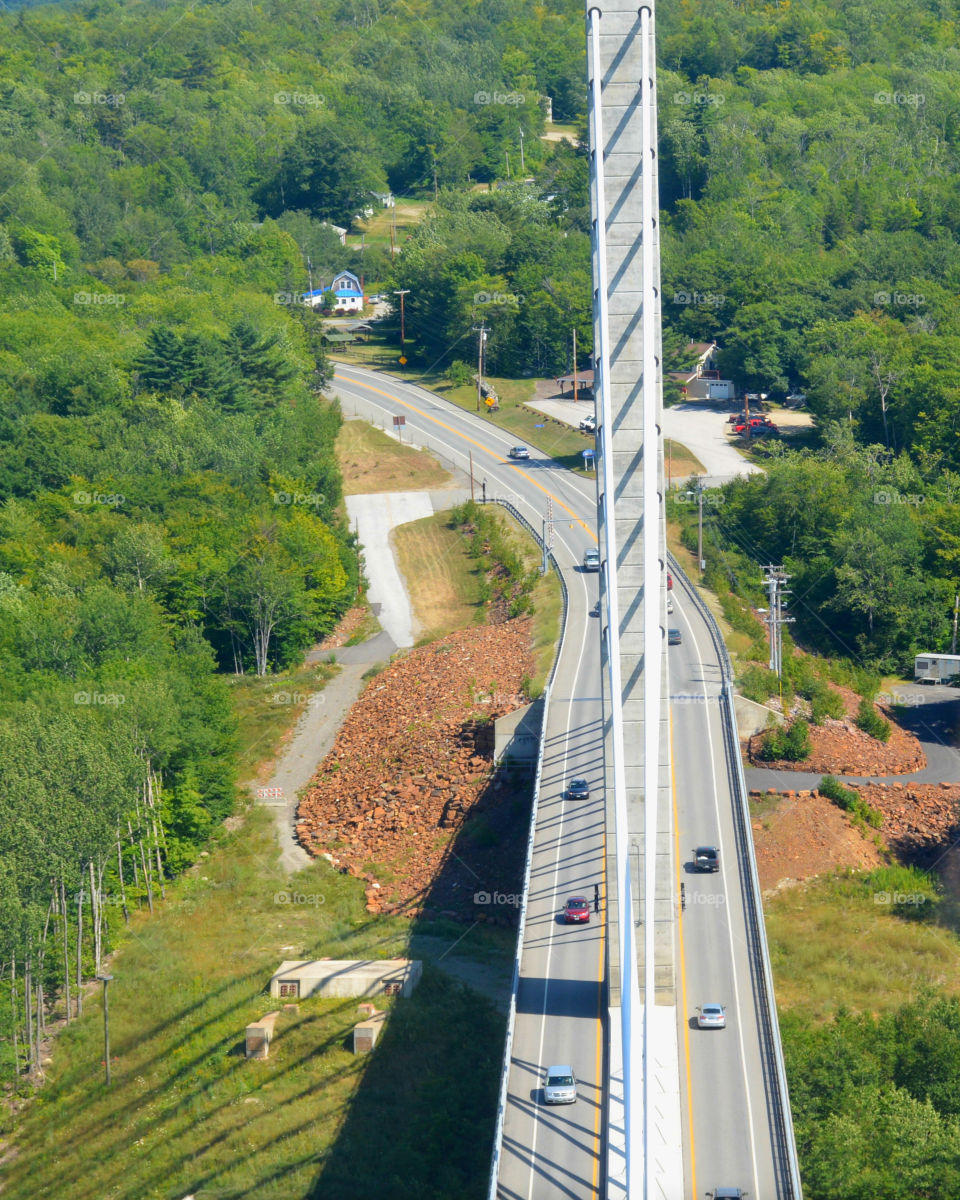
[{"x1": 329, "y1": 364, "x2": 786, "y2": 1200}]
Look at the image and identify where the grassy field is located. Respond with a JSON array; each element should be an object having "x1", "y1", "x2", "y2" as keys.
[
  {"x1": 347, "y1": 199, "x2": 432, "y2": 257},
  {"x1": 229, "y1": 660, "x2": 339, "y2": 783},
  {"x1": 1, "y1": 803, "x2": 506, "y2": 1200},
  {"x1": 765, "y1": 867, "x2": 960, "y2": 1021},
  {"x1": 394, "y1": 505, "x2": 563, "y2": 689},
  {"x1": 394, "y1": 511, "x2": 485, "y2": 642},
  {"x1": 336, "y1": 419, "x2": 452, "y2": 495},
  {"x1": 664, "y1": 438, "x2": 707, "y2": 482}
]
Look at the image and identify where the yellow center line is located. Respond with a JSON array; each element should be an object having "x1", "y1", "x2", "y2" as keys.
[
  {"x1": 333, "y1": 370, "x2": 595, "y2": 537},
  {"x1": 593, "y1": 822, "x2": 607, "y2": 1195},
  {"x1": 671, "y1": 709, "x2": 697, "y2": 1199}
]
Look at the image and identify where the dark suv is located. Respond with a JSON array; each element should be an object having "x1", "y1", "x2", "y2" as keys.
[{"x1": 693, "y1": 846, "x2": 720, "y2": 872}]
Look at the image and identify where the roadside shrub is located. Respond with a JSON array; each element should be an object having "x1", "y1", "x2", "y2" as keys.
[
  {"x1": 447, "y1": 360, "x2": 474, "y2": 387},
  {"x1": 739, "y1": 664, "x2": 779, "y2": 704},
  {"x1": 757, "y1": 716, "x2": 811, "y2": 762},
  {"x1": 819, "y1": 775, "x2": 884, "y2": 830},
  {"x1": 810, "y1": 682, "x2": 845, "y2": 724},
  {"x1": 720, "y1": 592, "x2": 765, "y2": 639},
  {"x1": 856, "y1": 697, "x2": 892, "y2": 742}
]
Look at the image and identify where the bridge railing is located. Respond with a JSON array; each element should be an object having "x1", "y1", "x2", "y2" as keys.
[
  {"x1": 484, "y1": 496, "x2": 569, "y2": 1200},
  {"x1": 669, "y1": 551, "x2": 804, "y2": 1200}
]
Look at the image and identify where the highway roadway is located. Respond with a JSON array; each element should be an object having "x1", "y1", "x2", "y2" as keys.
[{"x1": 328, "y1": 363, "x2": 784, "y2": 1199}]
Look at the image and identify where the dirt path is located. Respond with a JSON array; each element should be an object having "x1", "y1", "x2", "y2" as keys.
[{"x1": 254, "y1": 634, "x2": 396, "y2": 874}]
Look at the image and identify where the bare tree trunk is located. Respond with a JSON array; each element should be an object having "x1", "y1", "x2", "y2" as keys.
[
  {"x1": 76, "y1": 878, "x2": 84, "y2": 1017},
  {"x1": 36, "y1": 983, "x2": 44, "y2": 1075},
  {"x1": 24, "y1": 951, "x2": 34, "y2": 1070},
  {"x1": 89, "y1": 859, "x2": 102, "y2": 976},
  {"x1": 117, "y1": 837, "x2": 130, "y2": 925},
  {"x1": 146, "y1": 773, "x2": 166, "y2": 900},
  {"x1": 11, "y1": 957, "x2": 19, "y2": 1083},
  {"x1": 60, "y1": 876, "x2": 71, "y2": 1022},
  {"x1": 128, "y1": 821, "x2": 141, "y2": 900},
  {"x1": 134, "y1": 791, "x2": 154, "y2": 914}
]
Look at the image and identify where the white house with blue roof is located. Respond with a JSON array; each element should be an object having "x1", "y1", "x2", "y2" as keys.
[{"x1": 302, "y1": 269, "x2": 364, "y2": 312}]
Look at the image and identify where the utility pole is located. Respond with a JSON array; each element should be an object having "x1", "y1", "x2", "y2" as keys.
[
  {"x1": 393, "y1": 289, "x2": 410, "y2": 355},
  {"x1": 761, "y1": 566, "x2": 795, "y2": 678},
  {"x1": 518, "y1": 125, "x2": 525, "y2": 173},
  {"x1": 952, "y1": 592, "x2": 959, "y2": 656},
  {"x1": 505, "y1": 149, "x2": 510, "y2": 178},
  {"x1": 696, "y1": 476, "x2": 704, "y2": 572},
  {"x1": 572, "y1": 328, "x2": 578, "y2": 402},
  {"x1": 469, "y1": 451, "x2": 475, "y2": 501},
  {"x1": 306, "y1": 255, "x2": 313, "y2": 300},
  {"x1": 474, "y1": 323, "x2": 488, "y2": 411}
]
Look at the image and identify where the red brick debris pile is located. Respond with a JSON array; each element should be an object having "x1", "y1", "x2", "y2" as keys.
[
  {"x1": 297, "y1": 618, "x2": 536, "y2": 915},
  {"x1": 746, "y1": 686, "x2": 926, "y2": 775}
]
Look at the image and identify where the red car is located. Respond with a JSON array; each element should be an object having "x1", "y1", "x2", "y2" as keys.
[
  {"x1": 563, "y1": 897, "x2": 591, "y2": 924},
  {"x1": 667, "y1": 572, "x2": 673, "y2": 590}
]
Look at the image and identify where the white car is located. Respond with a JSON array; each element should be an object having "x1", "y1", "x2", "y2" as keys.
[
  {"x1": 667, "y1": 596, "x2": 674, "y2": 614},
  {"x1": 579, "y1": 414, "x2": 597, "y2": 432},
  {"x1": 543, "y1": 1065, "x2": 577, "y2": 1104},
  {"x1": 697, "y1": 1003, "x2": 726, "y2": 1029},
  {"x1": 507, "y1": 445, "x2": 530, "y2": 460}
]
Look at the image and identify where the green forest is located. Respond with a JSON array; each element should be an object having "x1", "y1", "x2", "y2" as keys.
[{"x1": 0, "y1": 0, "x2": 959, "y2": 1193}]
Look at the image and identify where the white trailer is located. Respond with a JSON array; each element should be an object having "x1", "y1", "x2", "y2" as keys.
[{"x1": 914, "y1": 653, "x2": 960, "y2": 684}]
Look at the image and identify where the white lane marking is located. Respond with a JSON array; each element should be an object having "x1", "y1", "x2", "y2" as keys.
[
  {"x1": 333, "y1": 364, "x2": 598, "y2": 507},
  {"x1": 527, "y1": 565, "x2": 596, "y2": 1199},
  {"x1": 682, "y1": 593, "x2": 761, "y2": 1196}
]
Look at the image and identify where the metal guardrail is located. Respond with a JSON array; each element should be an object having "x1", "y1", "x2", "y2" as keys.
[
  {"x1": 668, "y1": 552, "x2": 804, "y2": 1200},
  {"x1": 484, "y1": 497, "x2": 569, "y2": 1200}
]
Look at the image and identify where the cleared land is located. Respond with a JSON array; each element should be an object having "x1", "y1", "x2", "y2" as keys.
[
  {"x1": 765, "y1": 867, "x2": 960, "y2": 1020},
  {"x1": 1, "y1": 803, "x2": 506, "y2": 1200},
  {"x1": 336, "y1": 419, "x2": 452, "y2": 495},
  {"x1": 393, "y1": 512, "x2": 485, "y2": 642}
]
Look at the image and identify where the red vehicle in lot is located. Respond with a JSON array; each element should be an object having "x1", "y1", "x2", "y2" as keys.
[{"x1": 732, "y1": 416, "x2": 778, "y2": 436}]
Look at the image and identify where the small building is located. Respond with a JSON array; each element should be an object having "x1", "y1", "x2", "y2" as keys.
[
  {"x1": 321, "y1": 221, "x2": 348, "y2": 246},
  {"x1": 371, "y1": 191, "x2": 395, "y2": 208},
  {"x1": 555, "y1": 369, "x2": 595, "y2": 399},
  {"x1": 301, "y1": 269, "x2": 364, "y2": 312},
  {"x1": 269, "y1": 958, "x2": 422, "y2": 1001},
  {"x1": 914, "y1": 653, "x2": 960, "y2": 684}
]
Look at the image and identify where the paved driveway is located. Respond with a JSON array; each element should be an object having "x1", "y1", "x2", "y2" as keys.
[{"x1": 527, "y1": 397, "x2": 765, "y2": 484}]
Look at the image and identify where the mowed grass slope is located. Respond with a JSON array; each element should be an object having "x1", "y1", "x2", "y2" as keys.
[
  {"x1": 3, "y1": 805, "x2": 502, "y2": 1200},
  {"x1": 394, "y1": 512, "x2": 485, "y2": 642},
  {"x1": 336, "y1": 420, "x2": 452, "y2": 496}
]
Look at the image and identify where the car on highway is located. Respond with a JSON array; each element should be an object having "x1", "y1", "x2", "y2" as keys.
[
  {"x1": 697, "y1": 1003, "x2": 726, "y2": 1029},
  {"x1": 709, "y1": 1190, "x2": 748, "y2": 1199},
  {"x1": 693, "y1": 845, "x2": 720, "y2": 872},
  {"x1": 543, "y1": 1065, "x2": 577, "y2": 1104},
  {"x1": 583, "y1": 547, "x2": 601, "y2": 572},
  {"x1": 667, "y1": 572, "x2": 673, "y2": 589},
  {"x1": 563, "y1": 897, "x2": 590, "y2": 924},
  {"x1": 668, "y1": 628, "x2": 682, "y2": 645},
  {"x1": 591, "y1": 600, "x2": 601, "y2": 617},
  {"x1": 666, "y1": 596, "x2": 674, "y2": 614},
  {"x1": 579, "y1": 413, "x2": 597, "y2": 432},
  {"x1": 507, "y1": 445, "x2": 530, "y2": 459},
  {"x1": 567, "y1": 777, "x2": 590, "y2": 800}
]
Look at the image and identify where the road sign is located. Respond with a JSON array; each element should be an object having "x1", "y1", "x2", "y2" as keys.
[
  {"x1": 398, "y1": 355, "x2": 407, "y2": 365},
  {"x1": 582, "y1": 448, "x2": 595, "y2": 460},
  {"x1": 392, "y1": 415, "x2": 405, "y2": 426}
]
